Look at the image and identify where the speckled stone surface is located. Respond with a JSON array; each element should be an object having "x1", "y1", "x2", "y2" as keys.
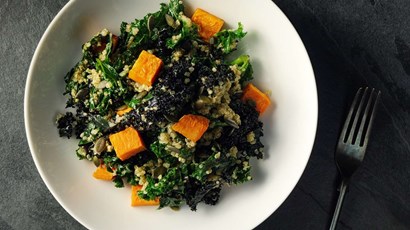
[{"x1": 1, "y1": 0, "x2": 409, "y2": 229}]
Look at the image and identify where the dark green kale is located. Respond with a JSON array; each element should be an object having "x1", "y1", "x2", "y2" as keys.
[
  {"x1": 114, "y1": 3, "x2": 170, "y2": 70},
  {"x1": 150, "y1": 141, "x2": 167, "y2": 158},
  {"x1": 102, "y1": 151, "x2": 155, "y2": 187},
  {"x1": 202, "y1": 185, "x2": 221, "y2": 206},
  {"x1": 167, "y1": 0, "x2": 184, "y2": 18},
  {"x1": 166, "y1": 0, "x2": 199, "y2": 49},
  {"x1": 140, "y1": 165, "x2": 188, "y2": 201},
  {"x1": 196, "y1": 63, "x2": 235, "y2": 89},
  {"x1": 159, "y1": 194, "x2": 184, "y2": 209},
  {"x1": 56, "y1": 112, "x2": 75, "y2": 138},
  {"x1": 125, "y1": 91, "x2": 153, "y2": 109},
  {"x1": 57, "y1": 0, "x2": 264, "y2": 211},
  {"x1": 184, "y1": 178, "x2": 221, "y2": 211},
  {"x1": 231, "y1": 54, "x2": 253, "y2": 83},
  {"x1": 213, "y1": 23, "x2": 247, "y2": 54},
  {"x1": 219, "y1": 94, "x2": 264, "y2": 160},
  {"x1": 139, "y1": 160, "x2": 224, "y2": 211},
  {"x1": 78, "y1": 115, "x2": 109, "y2": 146}
]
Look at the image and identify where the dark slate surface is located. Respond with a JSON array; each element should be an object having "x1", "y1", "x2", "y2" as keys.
[{"x1": 0, "y1": 0, "x2": 409, "y2": 229}]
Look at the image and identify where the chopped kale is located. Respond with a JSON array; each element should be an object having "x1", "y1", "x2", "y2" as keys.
[
  {"x1": 150, "y1": 141, "x2": 167, "y2": 158},
  {"x1": 56, "y1": 112, "x2": 76, "y2": 138},
  {"x1": 214, "y1": 23, "x2": 247, "y2": 54},
  {"x1": 166, "y1": 0, "x2": 199, "y2": 49},
  {"x1": 185, "y1": 178, "x2": 220, "y2": 211},
  {"x1": 219, "y1": 94, "x2": 264, "y2": 159},
  {"x1": 231, "y1": 54, "x2": 254, "y2": 83},
  {"x1": 56, "y1": 0, "x2": 267, "y2": 211}
]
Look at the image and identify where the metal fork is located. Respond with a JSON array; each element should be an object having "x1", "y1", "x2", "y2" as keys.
[{"x1": 329, "y1": 87, "x2": 381, "y2": 230}]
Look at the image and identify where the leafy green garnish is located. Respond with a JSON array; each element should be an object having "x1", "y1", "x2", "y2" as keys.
[
  {"x1": 191, "y1": 154, "x2": 217, "y2": 181},
  {"x1": 209, "y1": 120, "x2": 229, "y2": 129},
  {"x1": 96, "y1": 90, "x2": 112, "y2": 114},
  {"x1": 166, "y1": 0, "x2": 198, "y2": 48},
  {"x1": 231, "y1": 54, "x2": 253, "y2": 83},
  {"x1": 96, "y1": 59, "x2": 119, "y2": 87},
  {"x1": 140, "y1": 165, "x2": 188, "y2": 200},
  {"x1": 214, "y1": 22, "x2": 247, "y2": 54},
  {"x1": 167, "y1": 0, "x2": 184, "y2": 18},
  {"x1": 91, "y1": 115, "x2": 109, "y2": 130},
  {"x1": 150, "y1": 141, "x2": 168, "y2": 158},
  {"x1": 78, "y1": 115, "x2": 109, "y2": 145},
  {"x1": 159, "y1": 196, "x2": 184, "y2": 209},
  {"x1": 231, "y1": 163, "x2": 251, "y2": 184},
  {"x1": 179, "y1": 148, "x2": 192, "y2": 159},
  {"x1": 103, "y1": 153, "x2": 137, "y2": 187},
  {"x1": 125, "y1": 91, "x2": 154, "y2": 109},
  {"x1": 115, "y1": 3, "x2": 170, "y2": 69}
]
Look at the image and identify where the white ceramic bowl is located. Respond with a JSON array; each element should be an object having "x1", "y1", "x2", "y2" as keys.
[{"x1": 24, "y1": 0, "x2": 317, "y2": 229}]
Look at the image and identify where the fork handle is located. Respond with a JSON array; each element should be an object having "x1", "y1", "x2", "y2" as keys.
[{"x1": 329, "y1": 180, "x2": 348, "y2": 230}]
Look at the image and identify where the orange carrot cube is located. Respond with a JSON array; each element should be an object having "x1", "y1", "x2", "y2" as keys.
[
  {"x1": 128, "y1": 50, "x2": 163, "y2": 86},
  {"x1": 241, "y1": 83, "x2": 271, "y2": 114},
  {"x1": 109, "y1": 127, "x2": 146, "y2": 161},
  {"x1": 131, "y1": 185, "x2": 160, "y2": 206},
  {"x1": 116, "y1": 106, "x2": 132, "y2": 116},
  {"x1": 191, "y1": 8, "x2": 224, "y2": 40},
  {"x1": 172, "y1": 114, "x2": 210, "y2": 142},
  {"x1": 92, "y1": 165, "x2": 114, "y2": 181}
]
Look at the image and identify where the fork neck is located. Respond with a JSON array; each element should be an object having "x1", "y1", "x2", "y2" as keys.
[{"x1": 329, "y1": 180, "x2": 349, "y2": 230}]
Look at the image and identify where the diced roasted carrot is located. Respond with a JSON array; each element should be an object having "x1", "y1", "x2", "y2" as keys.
[
  {"x1": 241, "y1": 83, "x2": 271, "y2": 114},
  {"x1": 109, "y1": 127, "x2": 146, "y2": 161},
  {"x1": 92, "y1": 165, "x2": 114, "y2": 181},
  {"x1": 191, "y1": 8, "x2": 224, "y2": 40},
  {"x1": 116, "y1": 106, "x2": 132, "y2": 116},
  {"x1": 128, "y1": 50, "x2": 163, "y2": 87},
  {"x1": 131, "y1": 185, "x2": 159, "y2": 206},
  {"x1": 171, "y1": 114, "x2": 210, "y2": 142}
]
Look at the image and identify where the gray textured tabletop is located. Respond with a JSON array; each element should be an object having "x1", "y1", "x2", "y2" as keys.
[{"x1": 1, "y1": 0, "x2": 409, "y2": 229}]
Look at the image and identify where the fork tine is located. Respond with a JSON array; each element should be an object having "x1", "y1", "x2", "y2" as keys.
[
  {"x1": 354, "y1": 88, "x2": 377, "y2": 146},
  {"x1": 361, "y1": 90, "x2": 381, "y2": 147},
  {"x1": 340, "y1": 87, "x2": 363, "y2": 142},
  {"x1": 346, "y1": 87, "x2": 370, "y2": 144}
]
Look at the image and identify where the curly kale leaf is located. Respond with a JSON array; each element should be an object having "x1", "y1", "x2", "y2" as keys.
[
  {"x1": 102, "y1": 152, "x2": 140, "y2": 187},
  {"x1": 115, "y1": 3, "x2": 169, "y2": 69},
  {"x1": 191, "y1": 149, "x2": 239, "y2": 184},
  {"x1": 185, "y1": 178, "x2": 220, "y2": 211},
  {"x1": 191, "y1": 154, "x2": 218, "y2": 181},
  {"x1": 231, "y1": 54, "x2": 253, "y2": 83},
  {"x1": 125, "y1": 91, "x2": 153, "y2": 109},
  {"x1": 214, "y1": 22, "x2": 247, "y2": 54},
  {"x1": 139, "y1": 165, "x2": 188, "y2": 201},
  {"x1": 150, "y1": 140, "x2": 168, "y2": 158},
  {"x1": 56, "y1": 112, "x2": 76, "y2": 138},
  {"x1": 77, "y1": 115, "x2": 109, "y2": 146},
  {"x1": 166, "y1": 0, "x2": 198, "y2": 49},
  {"x1": 95, "y1": 59, "x2": 119, "y2": 87},
  {"x1": 159, "y1": 194, "x2": 184, "y2": 209},
  {"x1": 94, "y1": 60, "x2": 129, "y2": 114},
  {"x1": 219, "y1": 95, "x2": 264, "y2": 159},
  {"x1": 168, "y1": 0, "x2": 184, "y2": 18}
]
